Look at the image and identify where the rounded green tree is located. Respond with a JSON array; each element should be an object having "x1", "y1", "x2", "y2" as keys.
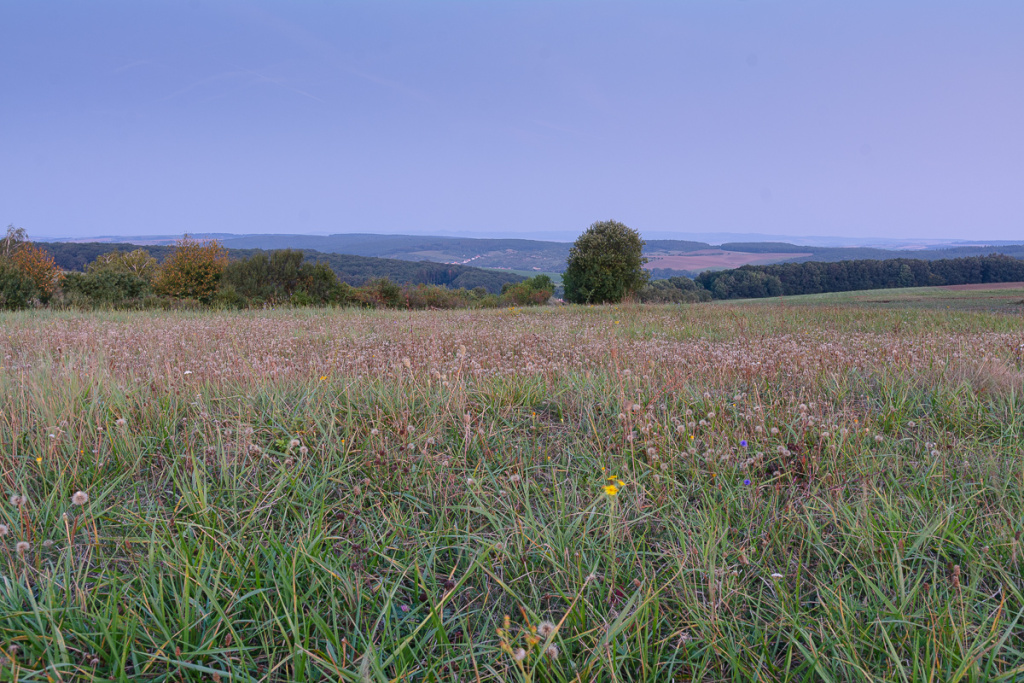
[{"x1": 562, "y1": 220, "x2": 649, "y2": 304}]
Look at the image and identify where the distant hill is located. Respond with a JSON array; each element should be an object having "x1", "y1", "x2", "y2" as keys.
[
  {"x1": 38, "y1": 242, "x2": 524, "y2": 294},
  {"x1": 220, "y1": 234, "x2": 572, "y2": 272},
  {"x1": 40, "y1": 233, "x2": 1024, "y2": 278}
]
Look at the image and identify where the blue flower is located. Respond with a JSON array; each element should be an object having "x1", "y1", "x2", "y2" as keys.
[
  {"x1": 743, "y1": 479, "x2": 751, "y2": 486},
  {"x1": 740, "y1": 440, "x2": 748, "y2": 448}
]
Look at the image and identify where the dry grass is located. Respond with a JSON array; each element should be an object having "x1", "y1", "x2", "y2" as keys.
[{"x1": 0, "y1": 303, "x2": 1023, "y2": 681}]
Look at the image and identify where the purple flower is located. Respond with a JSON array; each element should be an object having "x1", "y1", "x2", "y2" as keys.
[
  {"x1": 740, "y1": 440, "x2": 748, "y2": 448},
  {"x1": 743, "y1": 479, "x2": 751, "y2": 486}
]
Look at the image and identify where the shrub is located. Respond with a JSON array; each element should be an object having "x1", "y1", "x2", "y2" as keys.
[
  {"x1": 0, "y1": 259, "x2": 38, "y2": 310},
  {"x1": 153, "y1": 235, "x2": 228, "y2": 303},
  {"x1": 88, "y1": 249, "x2": 159, "y2": 282},
  {"x1": 222, "y1": 250, "x2": 345, "y2": 306},
  {"x1": 62, "y1": 270, "x2": 151, "y2": 306}
]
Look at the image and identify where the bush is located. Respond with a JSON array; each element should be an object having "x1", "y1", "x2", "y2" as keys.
[
  {"x1": 356, "y1": 278, "x2": 404, "y2": 308},
  {"x1": 62, "y1": 270, "x2": 151, "y2": 306},
  {"x1": 638, "y1": 277, "x2": 712, "y2": 303},
  {"x1": 0, "y1": 259, "x2": 38, "y2": 310},
  {"x1": 153, "y1": 235, "x2": 228, "y2": 303},
  {"x1": 222, "y1": 250, "x2": 345, "y2": 306}
]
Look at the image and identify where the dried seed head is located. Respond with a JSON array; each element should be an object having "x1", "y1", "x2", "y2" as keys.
[{"x1": 71, "y1": 490, "x2": 89, "y2": 506}]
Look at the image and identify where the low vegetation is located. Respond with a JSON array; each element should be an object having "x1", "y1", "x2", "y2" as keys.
[
  {"x1": 1, "y1": 300, "x2": 1022, "y2": 681},
  {"x1": 38, "y1": 238, "x2": 525, "y2": 295},
  {"x1": 2, "y1": 230, "x2": 549, "y2": 312}
]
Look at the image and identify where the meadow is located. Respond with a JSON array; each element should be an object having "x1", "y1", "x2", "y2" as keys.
[{"x1": 1, "y1": 298, "x2": 1023, "y2": 681}]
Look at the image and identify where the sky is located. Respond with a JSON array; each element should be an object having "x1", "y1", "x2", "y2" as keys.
[{"x1": 2, "y1": 1, "x2": 1023, "y2": 242}]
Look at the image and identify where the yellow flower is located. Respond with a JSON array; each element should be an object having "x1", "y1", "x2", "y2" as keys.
[
  {"x1": 604, "y1": 484, "x2": 619, "y2": 496},
  {"x1": 319, "y1": 376, "x2": 327, "y2": 381},
  {"x1": 36, "y1": 457, "x2": 42, "y2": 464}
]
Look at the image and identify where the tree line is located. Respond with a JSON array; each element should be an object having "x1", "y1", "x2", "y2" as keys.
[
  {"x1": 691, "y1": 254, "x2": 1024, "y2": 299},
  {"x1": 0, "y1": 228, "x2": 554, "y2": 311}
]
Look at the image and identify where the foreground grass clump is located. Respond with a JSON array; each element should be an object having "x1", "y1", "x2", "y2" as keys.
[{"x1": 1, "y1": 303, "x2": 1023, "y2": 682}]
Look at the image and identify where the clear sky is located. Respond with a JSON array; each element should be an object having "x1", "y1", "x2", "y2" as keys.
[{"x1": 2, "y1": 1, "x2": 1023, "y2": 241}]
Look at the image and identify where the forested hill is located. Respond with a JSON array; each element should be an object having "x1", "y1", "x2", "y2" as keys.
[{"x1": 39, "y1": 242, "x2": 525, "y2": 294}]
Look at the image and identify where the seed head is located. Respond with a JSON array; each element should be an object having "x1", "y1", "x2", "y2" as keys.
[
  {"x1": 537, "y1": 621, "x2": 556, "y2": 638},
  {"x1": 71, "y1": 491, "x2": 89, "y2": 506},
  {"x1": 16, "y1": 541, "x2": 30, "y2": 554},
  {"x1": 512, "y1": 647, "x2": 526, "y2": 662}
]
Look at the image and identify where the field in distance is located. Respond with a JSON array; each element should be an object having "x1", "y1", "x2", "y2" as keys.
[
  {"x1": 1, "y1": 302, "x2": 1022, "y2": 680},
  {"x1": 727, "y1": 281, "x2": 1024, "y2": 312}
]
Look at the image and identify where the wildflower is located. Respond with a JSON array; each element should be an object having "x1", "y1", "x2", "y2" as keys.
[
  {"x1": 770, "y1": 572, "x2": 784, "y2": 579},
  {"x1": 537, "y1": 621, "x2": 556, "y2": 638},
  {"x1": 319, "y1": 376, "x2": 327, "y2": 381},
  {"x1": 743, "y1": 479, "x2": 751, "y2": 486},
  {"x1": 71, "y1": 490, "x2": 89, "y2": 506},
  {"x1": 740, "y1": 440, "x2": 748, "y2": 448},
  {"x1": 16, "y1": 541, "x2": 30, "y2": 554},
  {"x1": 512, "y1": 648, "x2": 526, "y2": 662},
  {"x1": 603, "y1": 484, "x2": 619, "y2": 496},
  {"x1": 400, "y1": 604, "x2": 410, "y2": 612},
  {"x1": 36, "y1": 457, "x2": 42, "y2": 464}
]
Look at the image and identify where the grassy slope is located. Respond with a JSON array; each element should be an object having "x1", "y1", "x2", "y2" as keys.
[
  {"x1": 1, "y1": 303, "x2": 1023, "y2": 681},
  {"x1": 725, "y1": 283, "x2": 1024, "y2": 313}
]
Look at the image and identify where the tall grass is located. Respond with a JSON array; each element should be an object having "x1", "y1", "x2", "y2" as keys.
[{"x1": 1, "y1": 303, "x2": 1023, "y2": 681}]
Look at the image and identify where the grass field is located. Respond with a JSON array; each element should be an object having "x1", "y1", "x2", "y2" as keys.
[
  {"x1": 2, "y1": 301, "x2": 1024, "y2": 681},
  {"x1": 726, "y1": 283, "x2": 1024, "y2": 313}
]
